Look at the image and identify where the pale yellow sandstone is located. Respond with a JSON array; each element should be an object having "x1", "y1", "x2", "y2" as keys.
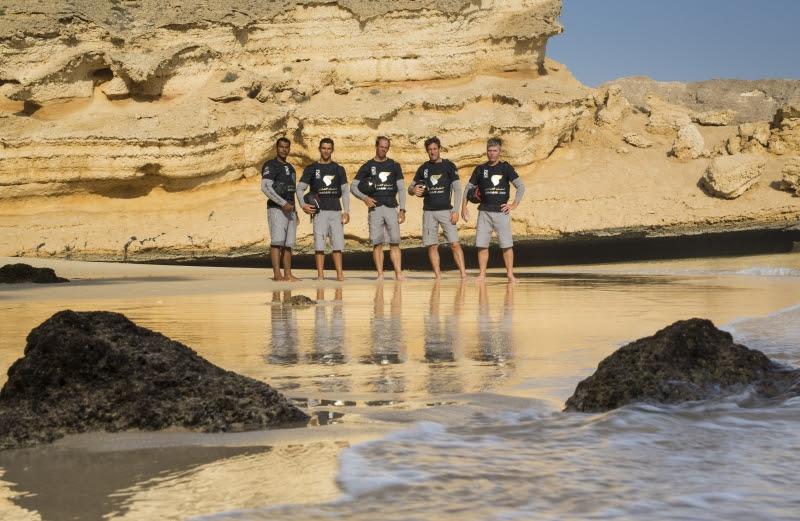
[
  {"x1": 670, "y1": 124, "x2": 704, "y2": 160},
  {"x1": 0, "y1": 1, "x2": 798, "y2": 261},
  {"x1": 701, "y1": 154, "x2": 766, "y2": 199}
]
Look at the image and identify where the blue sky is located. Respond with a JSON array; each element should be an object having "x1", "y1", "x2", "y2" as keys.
[{"x1": 547, "y1": 0, "x2": 800, "y2": 86}]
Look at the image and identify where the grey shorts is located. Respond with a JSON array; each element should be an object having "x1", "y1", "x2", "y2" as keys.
[
  {"x1": 313, "y1": 210, "x2": 345, "y2": 252},
  {"x1": 368, "y1": 205, "x2": 401, "y2": 245},
  {"x1": 422, "y1": 209, "x2": 459, "y2": 246},
  {"x1": 475, "y1": 210, "x2": 513, "y2": 249},
  {"x1": 267, "y1": 207, "x2": 297, "y2": 248}
]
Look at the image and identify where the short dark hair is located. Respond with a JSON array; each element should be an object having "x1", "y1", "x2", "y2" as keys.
[
  {"x1": 319, "y1": 137, "x2": 334, "y2": 149},
  {"x1": 276, "y1": 137, "x2": 291, "y2": 147},
  {"x1": 487, "y1": 137, "x2": 502, "y2": 149},
  {"x1": 375, "y1": 136, "x2": 391, "y2": 146},
  {"x1": 424, "y1": 136, "x2": 441, "y2": 149}
]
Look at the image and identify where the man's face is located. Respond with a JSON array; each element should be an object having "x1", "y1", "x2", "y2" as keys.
[
  {"x1": 319, "y1": 142, "x2": 333, "y2": 161},
  {"x1": 426, "y1": 143, "x2": 440, "y2": 162},
  {"x1": 375, "y1": 139, "x2": 390, "y2": 160},
  {"x1": 276, "y1": 140, "x2": 290, "y2": 160},
  {"x1": 487, "y1": 145, "x2": 501, "y2": 163}
]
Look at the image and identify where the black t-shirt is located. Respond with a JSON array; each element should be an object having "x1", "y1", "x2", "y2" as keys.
[
  {"x1": 468, "y1": 161, "x2": 519, "y2": 212},
  {"x1": 261, "y1": 158, "x2": 296, "y2": 209},
  {"x1": 355, "y1": 158, "x2": 403, "y2": 208},
  {"x1": 300, "y1": 161, "x2": 348, "y2": 211},
  {"x1": 413, "y1": 159, "x2": 459, "y2": 211}
]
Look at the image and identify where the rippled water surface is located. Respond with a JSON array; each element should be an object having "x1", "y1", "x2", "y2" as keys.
[{"x1": 0, "y1": 254, "x2": 799, "y2": 520}]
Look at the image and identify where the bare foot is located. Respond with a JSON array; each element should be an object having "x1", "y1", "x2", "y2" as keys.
[
  {"x1": 507, "y1": 275, "x2": 518, "y2": 284},
  {"x1": 433, "y1": 273, "x2": 442, "y2": 280},
  {"x1": 284, "y1": 275, "x2": 301, "y2": 282},
  {"x1": 336, "y1": 274, "x2": 345, "y2": 282},
  {"x1": 376, "y1": 273, "x2": 384, "y2": 281},
  {"x1": 475, "y1": 274, "x2": 486, "y2": 284},
  {"x1": 459, "y1": 271, "x2": 469, "y2": 280},
  {"x1": 270, "y1": 276, "x2": 284, "y2": 282},
  {"x1": 395, "y1": 273, "x2": 405, "y2": 281},
  {"x1": 316, "y1": 275, "x2": 325, "y2": 281}
]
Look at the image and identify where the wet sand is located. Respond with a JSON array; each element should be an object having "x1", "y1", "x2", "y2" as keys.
[{"x1": 1, "y1": 254, "x2": 799, "y2": 520}]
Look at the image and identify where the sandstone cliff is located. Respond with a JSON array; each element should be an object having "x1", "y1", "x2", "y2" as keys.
[{"x1": 0, "y1": 1, "x2": 798, "y2": 261}]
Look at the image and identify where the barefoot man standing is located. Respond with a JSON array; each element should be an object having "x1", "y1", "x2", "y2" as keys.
[
  {"x1": 461, "y1": 138, "x2": 525, "y2": 283},
  {"x1": 297, "y1": 138, "x2": 350, "y2": 281},
  {"x1": 260, "y1": 137, "x2": 300, "y2": 281},
  {"x1": 408, "y1": 136, "x2": 467, "y2": 279},
  {"x1": 351, "y1": 136, "x2": 406, "y2": 281}
]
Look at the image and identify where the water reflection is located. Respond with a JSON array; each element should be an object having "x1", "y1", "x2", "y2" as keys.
[
  {"x1": 267, "y1": 290, "x2": 299, "y2": 365},
  {"x1": 363, "y1": 284, "x2": 404, "y2": 365},
  {"x1": 365, "y1": 283, "x2": 406, "y2": 394},
  {"x1": 309, "y1": 288, "x2": 346, "y2": 365},
  {"x1": 310, "y1": 288, "x2": 350, "y2": 394},
  {"x1": 424, "y1": 281, "x2": 466, "y2": 394},
  {"x1": 475, "y1": 282, "x2": 514, "y2": 365}
]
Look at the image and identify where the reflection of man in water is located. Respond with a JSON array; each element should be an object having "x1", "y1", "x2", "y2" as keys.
[
  {"x1": 369, "y1": 283, "x2": 404, "y2": 364},
  {"x1": 424, "y1": 281, "x2": 467, "y2": 395},
  {"x1": 267, "y1": 290, "x2": 299, "y2": 365},
  {"x1": 368, "y1": 283, "x2": 405, "y2": 393},
  {"x1": 311, "y1": 287, "x2": 345, "y2": 365},
  {"x1": 475, "y1": 283, "x2": 514, "y2": 369},
  {"x1": 424, "y1": 281, "x2": 455, "y2": 363}
]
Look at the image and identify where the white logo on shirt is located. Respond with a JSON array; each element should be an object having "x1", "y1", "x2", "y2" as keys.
[
  {"x1": 423, "y1": 169, "x2": 429, "y2": 178},
  {"x1": 378, "y1": 171, "x2": 391, "y2": 183},
  {"x1": 315, "y1": 169, "x2": 321, "y2": 179},
  {"x1": 491, "y1": 175, "x2": 503, "y2": 186},
  {"x1": 430, "y1": 174, "x2": 441, "y2": 185},
  {"x1": 483, "y1": 169, "x2": 488, "y2": 178},
  {"x1": 323, "y1": 175, "x2": 335, "y2": 186}
]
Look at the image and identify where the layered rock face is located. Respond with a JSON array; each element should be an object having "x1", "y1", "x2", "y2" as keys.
[
  {"x1": 0, "y1": 0, "x2": 598, "y2": 259},
  {"x1": 1, "y1": 1, "x2": 799, "y2": 261}
]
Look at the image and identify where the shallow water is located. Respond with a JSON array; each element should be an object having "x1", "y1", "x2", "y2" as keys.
[{"x1": 0, "y1": 254, "x2": 799, "y2": 520}]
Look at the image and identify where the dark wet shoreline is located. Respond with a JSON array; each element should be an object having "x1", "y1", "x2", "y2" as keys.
[{"x1": 146, "y1": 227, "x2": 800, "y2": 270}]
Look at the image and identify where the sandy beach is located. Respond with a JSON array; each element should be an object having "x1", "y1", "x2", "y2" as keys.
[{"x1": 1, "y1": 254, "x2": 800, "y2": 519}]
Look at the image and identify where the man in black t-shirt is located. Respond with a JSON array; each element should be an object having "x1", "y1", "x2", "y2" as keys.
[
  {"x1": 461, "y1": 137, "x2": 526, "y2": 283},
  {"x1": 408, "y1": 136, "x2": 467, "y2": 279},
  {"x1": 297, "y1": 138, "x2": 350, "y2": 281},
  {"x1": 351, "y1": 136, "x2": 406, "y2": 281},
  {"x1": 260, "y1": 137, "x2": 299, "y2": 281}
]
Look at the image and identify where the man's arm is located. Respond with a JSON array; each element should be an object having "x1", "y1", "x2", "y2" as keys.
[
  {"x1": 461, "y1": 181, "x2": 475, "y2": 221},
  {"x1": 396, "y1": 179, "x2": 406, "y2": 211},
  {"x1": 511, "y1": 177, "x2": 526, "y2": 204},
  {"x1": 341, "y1": 184, "x2": 350, "y2": 213},
  {"x1": 350, "y1": 179, "x2": 366, "y2": 200},
  {"x1": 451, "y1": 179, "x2": 462, "y2": 215},
  {"x1": 261, "y1": 178, "x2": 288, "y2": 207},
  {"x1": 501, "y1": 178, "x2": 525, "y2": 214},
  {"x1": 295, "y1": 181, "x2": 309, "y2": 208}
]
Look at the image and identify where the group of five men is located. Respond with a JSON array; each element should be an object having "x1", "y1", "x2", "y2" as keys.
[{"x1": 260, "y1": 136, "x2": 525, "y2": 282}]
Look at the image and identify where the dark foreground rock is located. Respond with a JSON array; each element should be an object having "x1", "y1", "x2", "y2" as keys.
[
  {"x1": 0, "y1": 263, "x2": 68, "y2": 283},
  {"x1": 0, "y1": 311, "x2": 309, "y2": 450},
  {"x1": 565, "y1": 318, "x2": 800, "y2": 412},
  {"x1": 284, "y1": 295, "x2": 316, "y2": 306}
]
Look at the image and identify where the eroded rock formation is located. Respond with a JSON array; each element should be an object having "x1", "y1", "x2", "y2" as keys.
[
  {"x1": 564, "y1": 318, "x2": 800, "y2": 413},
  {"x1": 0, "y1": 1, "x2": 799, "y2": 261},
  {"x1": 0, "y1": 263, "x2": 68, "y2": 283},
  {"x1": 701, "y1": 154, "x2": 766, "y2": 199},
  {"x1": 0, "y1": 310, "x2": 308, "y2": 450}
]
